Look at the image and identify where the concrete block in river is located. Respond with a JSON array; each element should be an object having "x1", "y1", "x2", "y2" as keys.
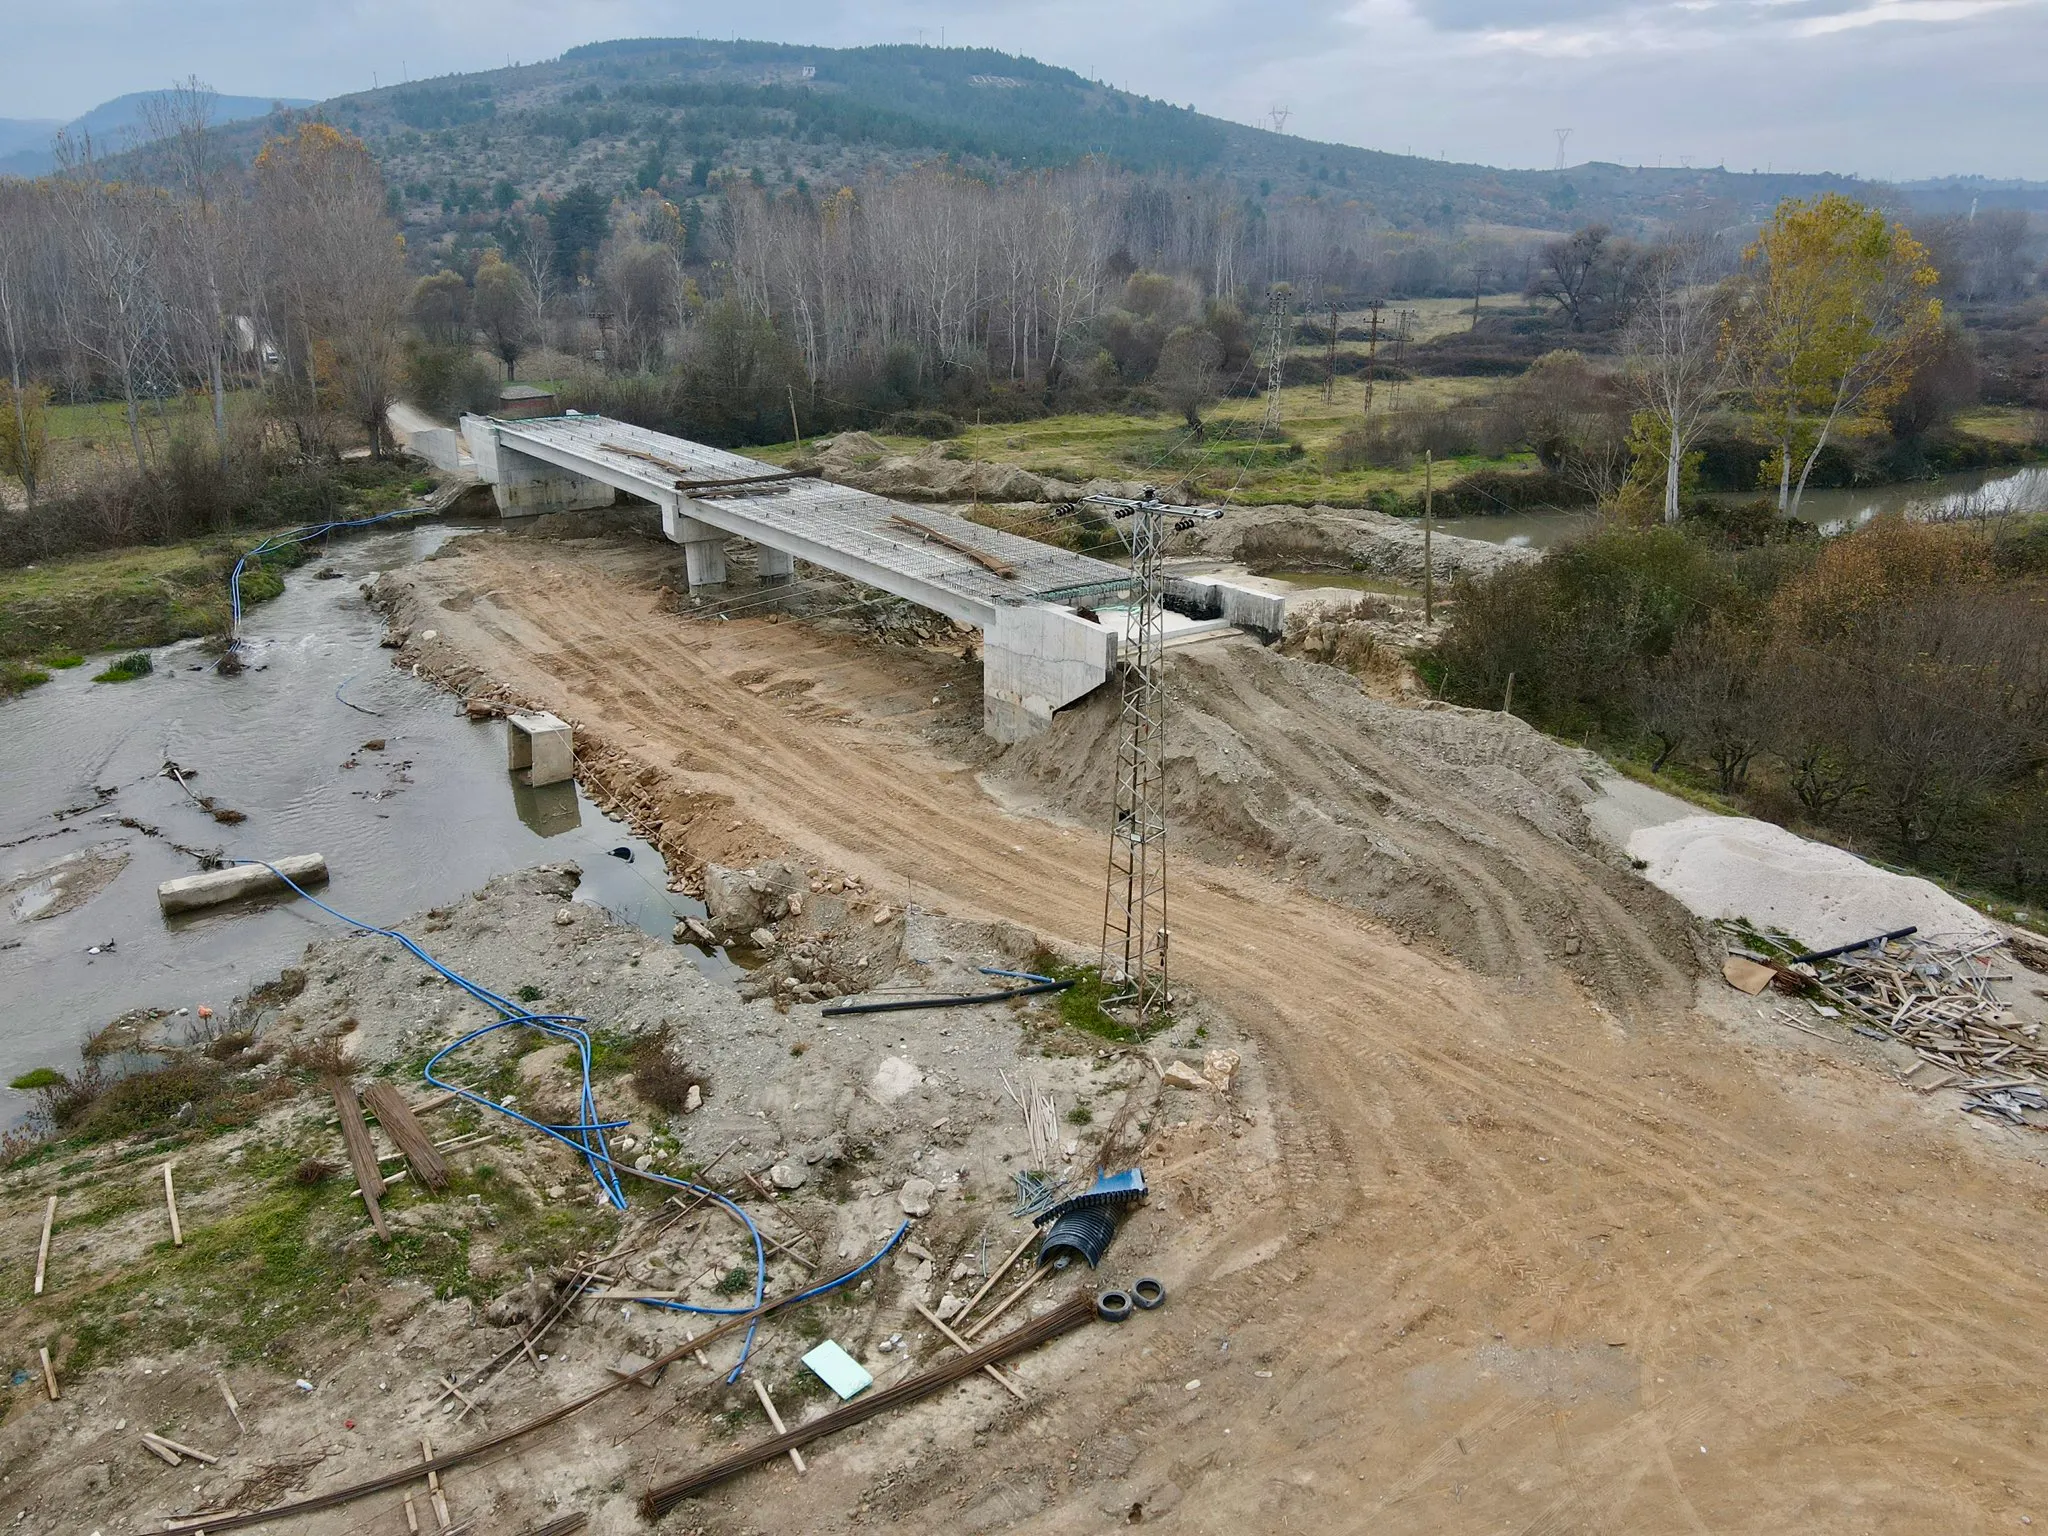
[{"x1": 157, "y1": 854, "x2": 329, "y2": 915}]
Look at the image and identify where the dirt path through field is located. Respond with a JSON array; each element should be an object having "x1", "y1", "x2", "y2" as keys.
[{"x1": 392, "y1": 534, "x2": 2048, "y2": 1533}]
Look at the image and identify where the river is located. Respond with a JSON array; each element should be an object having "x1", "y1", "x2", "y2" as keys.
[
  {"x1": 1429, "y1": 463, "x2": 2048, "y2": 549},
  {"x1": 0, "y1": 521, "x2": 731, "y2": 1124}
]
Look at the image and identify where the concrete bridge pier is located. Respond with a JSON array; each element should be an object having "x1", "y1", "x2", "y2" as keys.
[
  {"x1": 676, "y1": 516, "x2": 728, "y2": 588},
  {"x1": 981, "y1": 601, "x2": 1119, "y2": 743},
  {"x1": 460, "y1": 418, "x2": 615, "y2": 518},
  {"x1": 754, "y1": 544, "x2": 796, "y2": 582}
]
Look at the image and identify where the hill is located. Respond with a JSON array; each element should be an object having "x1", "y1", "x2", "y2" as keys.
[
  {"x1": 0, "y1": 90, "x2": 314, "y2": 177},
  {"x1": 114, "y1": 37, "x2": 1869, "y2": 237}
]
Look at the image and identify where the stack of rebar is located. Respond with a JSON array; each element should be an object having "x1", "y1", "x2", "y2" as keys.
[{"x1": 640, "y1": 1292, "x2": 1097, "y2": 1514}]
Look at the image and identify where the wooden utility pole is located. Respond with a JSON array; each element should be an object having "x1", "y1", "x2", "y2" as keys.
[
  {"x1": 1423, "y1": 449, "x2": 1435, "y2": 624},
  {"x1": 1362, "y1": 300, "x2": 1382, "y2": 415},
  {"x1": 1470, "y1": 266, "x2": 1486, "y2": 328},
  {"x1": 1323, "y1": 299, "x2": 1339, "y2": 404}
]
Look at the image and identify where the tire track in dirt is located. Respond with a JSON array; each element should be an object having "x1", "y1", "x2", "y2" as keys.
[{"x1": 390, "y1": 538, "x2": 2048, "y2": 1533}]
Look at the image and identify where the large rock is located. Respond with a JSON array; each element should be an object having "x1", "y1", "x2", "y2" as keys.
[
  {"x1": 899, "y1": 1177, "x2": 936, "y2": 1217},
  {"x1": 701, "y1": 862, "x2": 806, "y2": 938}
]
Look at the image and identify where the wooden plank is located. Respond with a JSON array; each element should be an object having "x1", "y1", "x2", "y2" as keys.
[
  {"x1": 886, "y1": 515, "x2": 1017, "y2": 579},
  {"x1": 749, "y1": 1376, "x2": 806, "y2": 1473},
  {"x1": 363, "y1": 1081, "x2": 450, "y2": 1190},
  {"x1": 327, "y1": 1079, "x2": 389, "y2": 1241},
  {"x1": 914, "y1": 1300, "x2": 1029, "y2": 1402},
  {"x1": 146, "y1": 1432, "x2": 218, "y2": 1465},
  {"x1": 422, "y1": 1437, "x2": 452, "y2": 1530},
  {"x1": 140, "y1": 1434, "x2": 182, "y2": 1466},
  {"x1": 216, "y1": 1372, "x2": 246, "y2": 1434},
  {"x1": 33, "y1": 1195, "x2": 55, "y2": 1295},
  {"x1": 38, "y1": 1346, "x2": 57, "y2": 1400},
  {"x1": 161, "y1": 1164, "x2": 184, "y2": 1247}
]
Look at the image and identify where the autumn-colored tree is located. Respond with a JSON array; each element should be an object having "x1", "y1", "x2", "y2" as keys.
[
  {"x1": 254, "y1": 123, "x2": 407, "y2": 454},
  {"x1": 471, "y1": 255, "x2": 537, "y2": 380},
  {"x1": 0, "y1": 381, "x2": 50, "y2": 505},
  {"x1": 1727, "y1": 194, "x2": 1941, "y2": 519}
]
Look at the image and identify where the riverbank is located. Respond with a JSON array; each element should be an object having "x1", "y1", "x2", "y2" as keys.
[
  {"x1": 0, "y1": 459, "x2": 461, "y2": 693},
  {"x1": 0, "y1": 853, "x2": 1257, "y2": 1533}
]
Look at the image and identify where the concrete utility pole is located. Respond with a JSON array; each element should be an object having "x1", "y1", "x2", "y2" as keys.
[{"x1": 1088, "y1": 489, "x2": 1225, "y2": 1021}]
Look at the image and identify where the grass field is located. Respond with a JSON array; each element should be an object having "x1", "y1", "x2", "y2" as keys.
[{"x1": 758, "y1": 377, "x2": 1539, "y2": 509}]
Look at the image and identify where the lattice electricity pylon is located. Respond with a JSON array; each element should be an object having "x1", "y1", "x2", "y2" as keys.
[
  {"x1": 1086, "y1": 488, "x2": 1225, "y2": 1021},
  {"x1": 1261, "y1": 285, "x2": 1291, "y2": 438}
]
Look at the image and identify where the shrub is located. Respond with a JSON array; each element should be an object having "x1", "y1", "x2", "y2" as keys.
[
  {"x1": 628, "y1": 1030, "x2": 704, "y2": 1114},
  {"x1": 92, "y1": 652, "x2": 153, "y2": 683}
]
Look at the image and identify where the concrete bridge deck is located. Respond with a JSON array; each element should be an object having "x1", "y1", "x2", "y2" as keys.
[{"x1": 461, "y1": 412, "x2": 1160, "y2": 738}]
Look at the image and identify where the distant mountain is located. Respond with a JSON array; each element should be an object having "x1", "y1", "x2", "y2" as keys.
[
  {"x1": 0, "y1": 118, "x2": 62, "y2": 160},
  {"x1": 55, "y1": 40, "x2": 1967, "y2": 239},
  {"x1": 0, "y1": 90, "x2": 313, "y2": 177},
  {"x1": 1895, "y1": 175, "x2": 2048, "y2": 215}
]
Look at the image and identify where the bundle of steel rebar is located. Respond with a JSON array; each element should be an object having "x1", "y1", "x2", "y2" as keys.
[{"x1": 640, "y1": 1291, "x2": 1097, "y2": 1514}]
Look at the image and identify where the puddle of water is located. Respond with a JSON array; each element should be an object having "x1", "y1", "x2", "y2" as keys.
[{"x1": 1, "y1": 520, "x2": 738, "y2": 1120}]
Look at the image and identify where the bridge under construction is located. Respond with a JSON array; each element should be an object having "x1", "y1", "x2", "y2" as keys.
[{"x1": 459, "y1": 412, "x2": 1279, "y2": 739}]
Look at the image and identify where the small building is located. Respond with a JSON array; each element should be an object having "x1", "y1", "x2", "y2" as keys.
[{"x1": 496, "y1": 383, "x2": 558, "y2": 420}]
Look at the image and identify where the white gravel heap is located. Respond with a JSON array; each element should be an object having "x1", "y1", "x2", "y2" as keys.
[{"x1": 1627, "y1": 814, "x2": 2001, "y2": 953}]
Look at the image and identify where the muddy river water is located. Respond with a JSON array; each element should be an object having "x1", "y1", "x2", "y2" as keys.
[
  {"x1": 1434, "y1": 463, "x2": 2048, "y2": 549},
  {"x1": 0, "y1": 521, "x2": 729, "y2": 1123}
]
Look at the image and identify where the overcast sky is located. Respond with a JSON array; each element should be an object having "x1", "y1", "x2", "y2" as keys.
[{"x1": 6, "y1": 0, "x2": 2044, "y2": 180}]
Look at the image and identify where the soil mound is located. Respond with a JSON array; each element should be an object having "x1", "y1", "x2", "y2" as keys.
[{"x1": 988, "y1": 641, "x2": 1694, "y2": 1010}]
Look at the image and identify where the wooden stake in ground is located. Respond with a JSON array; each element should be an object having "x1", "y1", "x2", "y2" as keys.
[
  {"x1": 421, "y1": 1437, "x2": 452, "y2": 1529},
  {"x1": 749, "y1": 1376, "x2": 806, "y2": 1473},
  {"x1": 216, "y1": 1372, "x2": 246, "y2": 1434},
  {"x1": 403, "y1": 1489, "x2": 421, "y2": 1534},
  {"x1": 161, "y1": 1164, "x2": 183, "y2": 1247},
  {"x1": 1423, "y1": 449, "x2": 1435, "y2": 625},
  {"x1": 33, "y1": 1195, "x2": 55, "y2": 1295},
  {"x1": 913, "y1": 1300, "x2": 1029, "y2": 1403},
  {"x1": 38, "y1": 1346, "x2": 58, "y2": 1401}
]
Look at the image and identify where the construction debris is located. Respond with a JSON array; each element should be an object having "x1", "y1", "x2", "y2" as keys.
[
  {"x1": 362, "y1": 1081, "x2": 451, "y2": 1190},
  {"x1": 642, "y1": 1293, "x2": 1101, "y2": 1513},
  {"x1": 1745, "y1": 929, "x2": 2046, "y2": 1129},
  {"x1": 800, "y1": 1340, "x2": 873, "y2": 1400},
  {"x1": 327, "y1": 1079, "x2": 391, "y2": 1240}
]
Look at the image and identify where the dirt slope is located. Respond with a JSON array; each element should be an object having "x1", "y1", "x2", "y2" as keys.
[{"x1": 386, "y1": 531, "x2": 2048, "y2": 1534}]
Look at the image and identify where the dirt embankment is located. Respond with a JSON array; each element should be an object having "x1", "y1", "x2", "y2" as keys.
[
  {"x1": 983, "y1": 643, "x2": 1697, "y2": 1006},
  {"x1": 1176, "y1": 499, "x2": 1537, "y2": 583},
  {"x1": 351, "y1": 529, "x2": 2048, "y2": 1535}
]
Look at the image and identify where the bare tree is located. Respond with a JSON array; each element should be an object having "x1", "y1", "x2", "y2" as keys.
[
  {"x1": 1624, "y1": 234, "x2": 1735, "y2": 523},
  {"x1": 143, "y1": 78, "x2": 238, "y2": 476}
]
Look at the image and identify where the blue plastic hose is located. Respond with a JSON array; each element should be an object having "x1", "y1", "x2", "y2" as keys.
[
  {"x1": 226, "y1": 503, "x2": 433, "y2": 652},
  {"x1": 227, "y1": 858, "x2": 904, "y2": 1377}
]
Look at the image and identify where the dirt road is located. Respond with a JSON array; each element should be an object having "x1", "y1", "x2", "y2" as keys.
[{"x1": 393, "y1": 533, "x2": 2048, "y2": 1533}]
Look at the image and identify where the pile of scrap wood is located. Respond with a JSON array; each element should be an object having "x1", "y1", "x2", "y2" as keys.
[{"x1": 1729, "y1": 929, "x2": 2047, "y2": 1130}]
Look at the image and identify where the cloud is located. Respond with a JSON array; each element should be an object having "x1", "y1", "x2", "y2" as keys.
[
  {"x1": 1793, "y1": 0, "x2": 2032, "y2": 31},
  {"x1": 0, "y1": 0, "x2": 2043, "y2": 180}
]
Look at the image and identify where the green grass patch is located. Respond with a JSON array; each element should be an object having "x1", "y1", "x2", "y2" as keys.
[
  {"x1": 0, "y1": 658, "x2": 50, "y2": 696},
  {"x1": 91, "y1": 651, "x2": 153, "y2": 683},
  {"x1": 42, "y1": 651, "x2": 84, "y2": 668},
  {"x1": 1027, "y1": 953, "x2": 1168, "y2": 1043}
]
